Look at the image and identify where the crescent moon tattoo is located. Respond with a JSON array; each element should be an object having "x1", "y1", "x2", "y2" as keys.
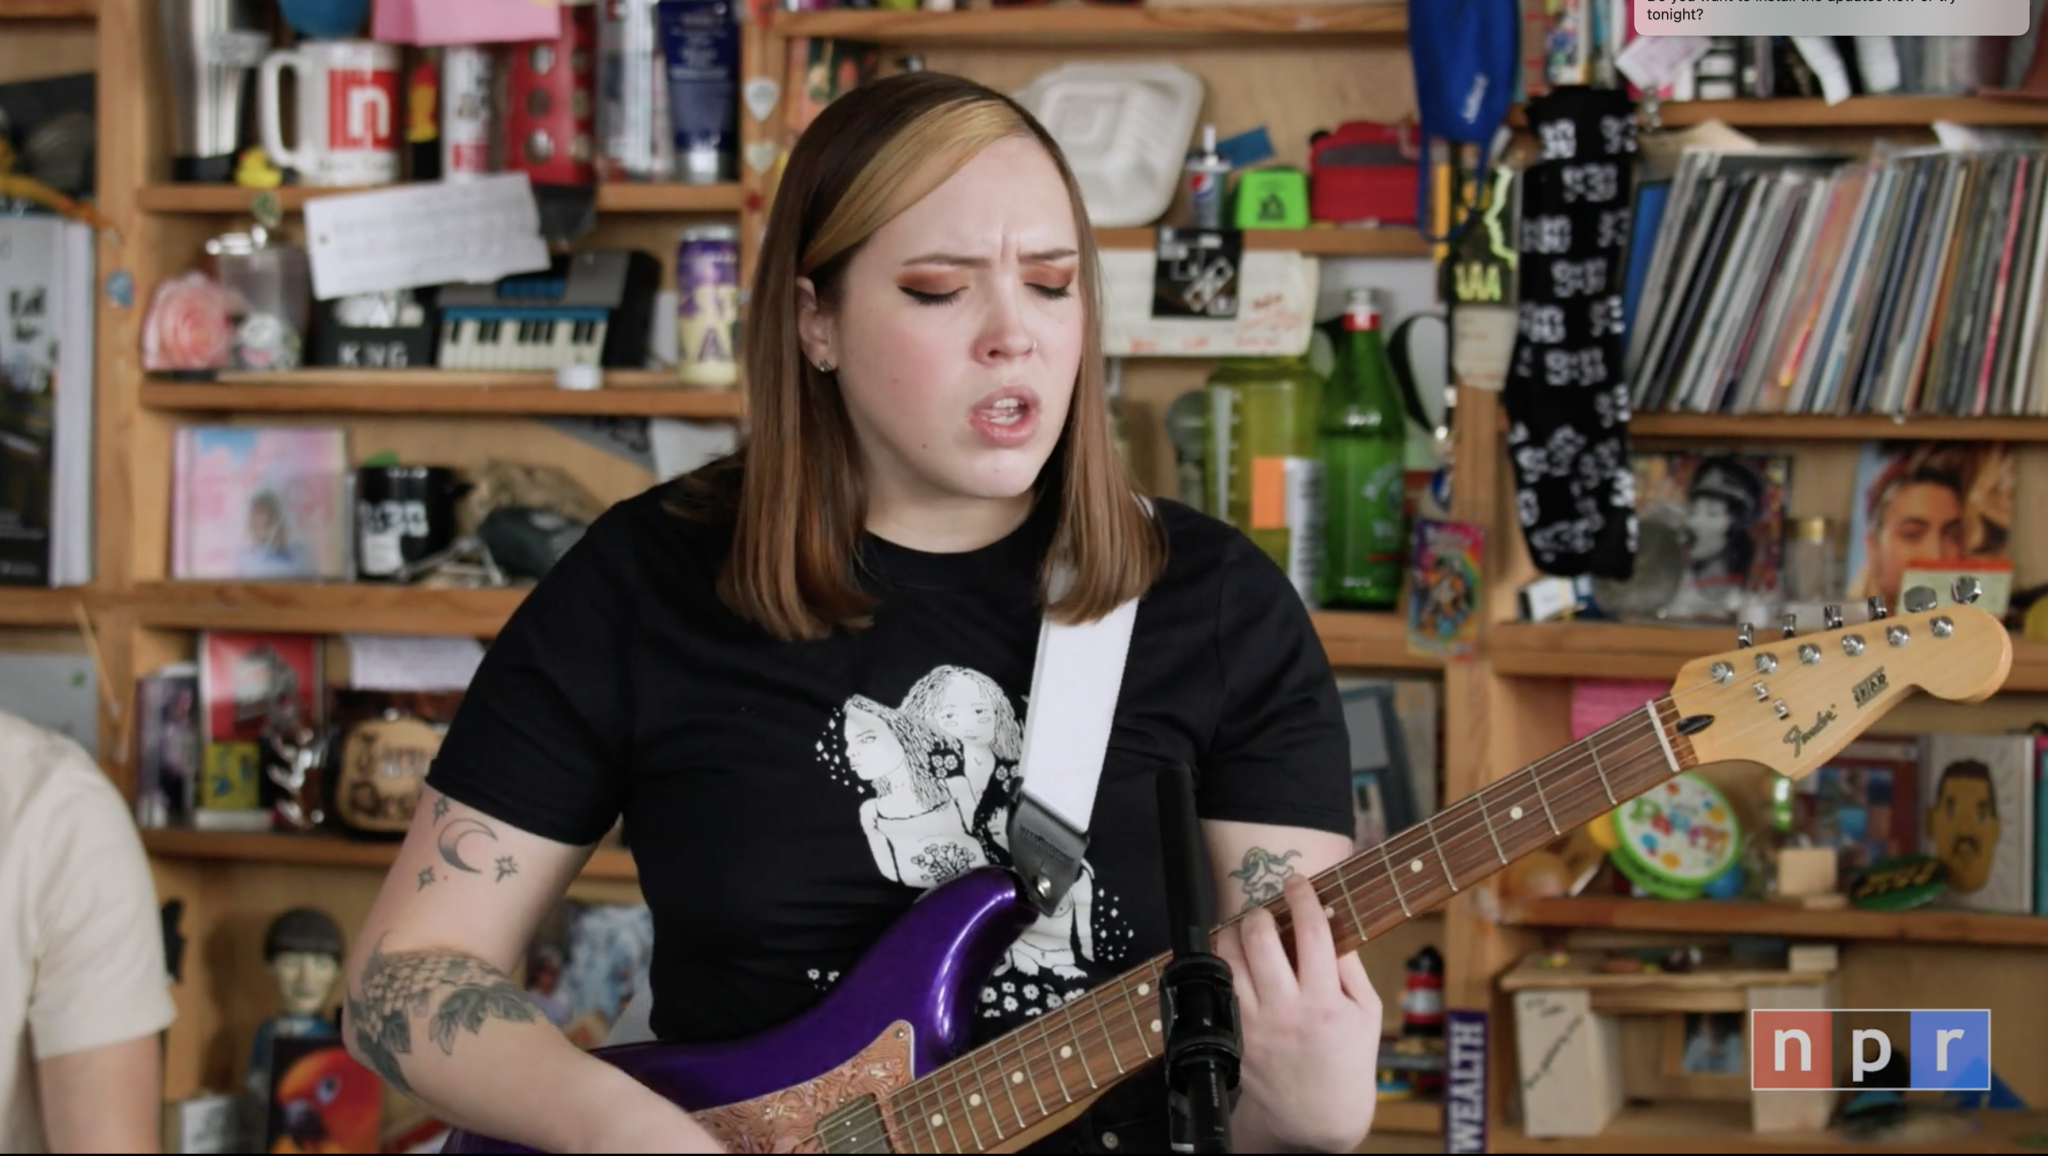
[{"x1": 437, "y1": 818, "x2": 499, "y2": 874}]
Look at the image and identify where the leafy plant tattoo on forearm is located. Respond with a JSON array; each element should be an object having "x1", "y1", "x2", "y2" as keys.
[
  {"x1": 346, "y1": 939, "x2": 542, "y2": 1097},
  {"x1": 1230, "y1": 847, "x2": 1302, "y2": 909}
]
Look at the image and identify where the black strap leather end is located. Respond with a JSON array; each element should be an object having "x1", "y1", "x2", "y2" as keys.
[{"x1": 1008, "y1": 792, "x2": 1090, "y2": 917}]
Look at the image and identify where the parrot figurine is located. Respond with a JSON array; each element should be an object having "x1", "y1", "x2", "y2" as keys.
[{"x1": 268, "y1": 1045, "x2": 383, "y2": 1154}]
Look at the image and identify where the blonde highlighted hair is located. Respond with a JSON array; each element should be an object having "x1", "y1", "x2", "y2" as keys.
[{"x1": 671, "y1": 71, "x2": 1165, "y2": 641}]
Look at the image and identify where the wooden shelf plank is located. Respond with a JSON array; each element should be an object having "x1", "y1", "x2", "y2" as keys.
[
  {"x1": 142, "y1": 372, "x2": 747, "y2": 418},
  {"x1": 133, "y1": 583, "x2": 1427, "y2": 669},
  {"x1": 1630, "y1": 412, "x2": 2048, "y2": 442},
  {"x1": 135, "y1": 182, "x2": 744, "y2": 214},
  {"x1": 0, "y1": 0, "x2": 96, "y2": 17},
  {"x1": 133, "y1": 582, "x2": 531, "y2": 636},
  {"x1": 1493, "y1": 1102, "x2": 2048, "y2": 1153},
  {"x1": 0, "y1": 586, "x2": 93, "y2": 627},
  {"x1": 1312, "y1": 610, "x2": 1441, "y2": 671},
  {"x1": 1096, "y1": 225, "x2": 1429, "y2": 257},
  {"x1": 1370, "y1": 1099, "x2": 1442, "y2": 1136},
  {"x1": 772, "y1": 3, "x2": 1406, "y2": 46},
  {"x1": 140, "y1": 827, "x2": 637, "y2": 880},
  {"x1": 1487, "y1": 621, "x2": 2048, "y2": 693},
  {"x1": 1505, "y1": 895, "x2": 2048, "y2": 949},
  {"x1": 1652, "y1": 94, "x2": 2048, "y2": 128}
]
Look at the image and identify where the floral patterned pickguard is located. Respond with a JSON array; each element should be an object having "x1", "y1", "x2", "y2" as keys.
[{"x1": 693, "y1": 1022, "x2": 915, "y2": 1154}]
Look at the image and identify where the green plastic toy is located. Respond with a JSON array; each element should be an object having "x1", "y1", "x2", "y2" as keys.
[
  {"x1": 1608, "y1": 772, "x2": 1745, "y2": 900},
  {"x1": 1234, "y1": 167, "x2": 1309, "y2": 229}
]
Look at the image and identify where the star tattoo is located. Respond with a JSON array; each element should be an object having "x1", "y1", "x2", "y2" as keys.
[
  {"x1": 417, "y1": 867, "x2": 437, "y2": 891},
  {"x1": 494, "y1": 856, "x2": 518, "y2": 882},
  {"x1": 432, "y1": 796, "x2": 451, "y2": 822}
]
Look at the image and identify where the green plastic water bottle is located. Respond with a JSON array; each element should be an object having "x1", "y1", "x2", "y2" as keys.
[
  {"x1": 1318, "y1": 288, "x2": 1409, "y2": 609},
  {"x1": 1205, "y1": 356, "x2": 1324, "y2": 603}
]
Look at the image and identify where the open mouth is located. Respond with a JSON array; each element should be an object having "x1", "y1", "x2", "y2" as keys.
[{"x1": 969, "y1": 387, "x2": 1040, "y2": 446}]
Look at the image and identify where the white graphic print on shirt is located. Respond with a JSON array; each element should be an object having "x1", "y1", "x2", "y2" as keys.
[{"x1": 818, "y1": 664, "x2": 1133, "y2": 1021}]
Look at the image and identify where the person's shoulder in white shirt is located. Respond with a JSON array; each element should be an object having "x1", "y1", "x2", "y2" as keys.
[{"x1": 0, "y1": 708, "x2": 175, "y2": 1153}]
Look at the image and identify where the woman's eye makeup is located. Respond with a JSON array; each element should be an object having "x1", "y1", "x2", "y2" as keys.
[{"x1": 898, "y1": 280, "x2": 1075, "y2": 305}]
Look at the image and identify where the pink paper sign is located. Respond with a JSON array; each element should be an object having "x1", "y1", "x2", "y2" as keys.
[
  {"x1": 1571, "y1": 679, "x2": 1671, "y2": 741},
  {"x1": 373, "y1": 0, "x2": 561, "y2": 45}
]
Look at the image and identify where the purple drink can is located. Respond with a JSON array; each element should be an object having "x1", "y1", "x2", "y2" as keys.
[{"x1": 677, "y1": 223, "x2": 738, "y2": 388}]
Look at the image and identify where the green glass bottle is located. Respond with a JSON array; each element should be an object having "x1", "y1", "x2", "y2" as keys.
[
  {"x1": 1318, "y1": 288, "x2": 1409, "y2": 609},
  {"x1": 1205, "y1": 356, "x2": 1324, "y2": 603}
]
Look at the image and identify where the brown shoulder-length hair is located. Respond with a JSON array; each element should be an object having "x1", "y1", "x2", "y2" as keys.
[{"x1": 671, "y1": 71, "x2": 1167, "y2": 641}]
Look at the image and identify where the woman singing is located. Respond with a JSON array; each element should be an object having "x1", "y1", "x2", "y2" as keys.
[{"x1": 342, "y1": 71, "x2": 1381, "y2": 1154}]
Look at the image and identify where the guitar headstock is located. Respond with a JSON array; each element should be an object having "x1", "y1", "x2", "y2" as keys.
[{"x1": 1669, "y1": 581, "x2": 2012, "y2": 782}]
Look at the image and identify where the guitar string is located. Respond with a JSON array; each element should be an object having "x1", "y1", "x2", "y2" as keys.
[
  {"x1": 845, "y1": 698, "x2": 1714, "y2": 1151},
  {"x1": 865, "y1": 696, "x2": 1721, "y2": 1152},
  {"x1": 870, "y1": 706, "x2": 1716, "y2": 1153},
  {"x1": 851, "y1": 671, "x2": 1837, "y2": 1151}
]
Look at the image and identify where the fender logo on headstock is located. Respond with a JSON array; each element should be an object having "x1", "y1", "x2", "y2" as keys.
[
  {"x1": 1852, "y1": 667, "x2": 1888, "y2": 709},
  {"x1": 1785, "y1": 707, "x2": 1838, "y2": 757}
]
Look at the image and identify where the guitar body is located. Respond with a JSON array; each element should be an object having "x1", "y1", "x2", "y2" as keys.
[{"x1": 440, "y1": 868, "x2": 1041, "y2": 1154}]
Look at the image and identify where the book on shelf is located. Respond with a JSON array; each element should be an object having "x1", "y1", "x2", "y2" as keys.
[
  {"x1": 170, "y1": 425, "x2": 352, "y2": 580},
  {"x1": 0, "y1": 214, "x2": 95, "y2": 588},
  {"x1": 132, "y1": 661, "x2": 202, "y2": 829},
  {"x1": 1921, "y1": 731, "x2": 2035, "y2": 915}
]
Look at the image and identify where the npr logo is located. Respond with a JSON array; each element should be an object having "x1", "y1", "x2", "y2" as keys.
[{"x1": 1751, "y1": 1010, "x2": 1990, "y2": 1092}]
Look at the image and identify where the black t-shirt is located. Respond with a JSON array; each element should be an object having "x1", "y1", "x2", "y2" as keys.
[{"x1": 425, "y1": 475, "x2": 1353, "y2": 1135}]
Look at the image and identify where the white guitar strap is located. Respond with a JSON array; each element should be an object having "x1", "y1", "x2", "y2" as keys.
[{"x1": 1005, "y1": 502, "x2": 1149, "y2": 917}]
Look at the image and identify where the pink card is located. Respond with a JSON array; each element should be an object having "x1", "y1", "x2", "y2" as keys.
[
  {"x1": 1570, "y1": 679, "x2": 1671, "y2": 741},
  {"x1": 373, "y1": 0, "x2": 561, "y2": 45}
]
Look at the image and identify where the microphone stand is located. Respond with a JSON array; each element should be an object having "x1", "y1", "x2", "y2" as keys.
[{"x1": 1156, "y1": 761, "x2": 1240, "y2": 1154}]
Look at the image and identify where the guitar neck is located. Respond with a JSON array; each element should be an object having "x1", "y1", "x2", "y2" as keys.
[{"x1": 882, "y1": 700, "x2": 1701, "y2": 1153}]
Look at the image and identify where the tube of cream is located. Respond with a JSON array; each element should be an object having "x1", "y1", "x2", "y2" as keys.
[{"x1": 655, "y1": 0, "x2": 739, "y2": 185}]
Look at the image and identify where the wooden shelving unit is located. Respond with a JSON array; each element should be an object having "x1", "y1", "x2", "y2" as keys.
[
  {"x1": 1650, "y1": 93, "x2": 2048, "y2": 128},
  {"x1": 0, "y1": 586, "x2": 95, "y2": 627},
  {"x1": 132, "y1": 581, "x2": 530, "y2": 637},
  {"x1": 0, "y1": 0, "x2": 96, "y2": 17},
  {"x1": 1505, "y1": 896, "x2": 2048, "y2": 949},
  {"x1": 1487, "y1": 621, "x2": 2048, "y2": 691},
  {"x1": 134, "y1": 181, "x2": 746, "y2": 214},
  {"x1": 1629, "y1": 411, "x2": 2048, "y2": 442},
  {"x1": 141, "y1": 827, "x2": 639, "y2": 880},
  {"x1": 771, "y1": 2, "x2": 1407, "y2": 46},
  {"x1": 1491, "y1": 1102, "x2": 2048, "y2": 1154},
  {"x1": 140, "y1": 373, "x2": 747, "y2": 417}
]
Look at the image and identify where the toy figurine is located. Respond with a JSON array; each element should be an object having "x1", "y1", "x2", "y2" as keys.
[
  {"x1": 1402, "y1": 946, "x2": 1446, "y2": 1096},
  {"x1": 246, "y1": 908, "x2": 346, "y2": 1101}
]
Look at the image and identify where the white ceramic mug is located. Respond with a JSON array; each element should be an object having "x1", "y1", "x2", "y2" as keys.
[{"x1": 257, "y1": 39, "x2": 402, "y2": 187}]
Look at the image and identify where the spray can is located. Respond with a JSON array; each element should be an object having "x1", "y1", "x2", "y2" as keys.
[
  {"x1": 441, "y1": 45, "x2": 495, "y2": 181},
  {"x1": 1183, "y1": 123, "x2": 1230, "y2": 230}
]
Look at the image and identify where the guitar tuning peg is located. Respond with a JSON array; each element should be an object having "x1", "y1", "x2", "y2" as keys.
[
  {"x1": 1953, "y1": 575, "x2": 1982, "y2": 605},
  {"x1": 1823, "y1": 604, "x2": 1843, "y2": 630},
  {"x1": 1780, "y1": 612, "x2": 1798, "y2": 639},
  {"x1": 1867, "y1": 595, "x2": 1889, "y2": 620},
  {"x1": 1903, "y1": 586, "x2": 1939, "y2": 614},
  {"x1": 1737, "y1": 622, "x2": 1754, "y2": 649}
]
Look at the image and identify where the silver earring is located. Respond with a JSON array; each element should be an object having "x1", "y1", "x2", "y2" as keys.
[{"x1": 816, "y1": 359, "x2": 835, "y2": 373}]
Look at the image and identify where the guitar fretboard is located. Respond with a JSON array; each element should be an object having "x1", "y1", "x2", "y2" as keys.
[{"x1": 880, "y1": 699, "x2": 1699, "y2": 1153}]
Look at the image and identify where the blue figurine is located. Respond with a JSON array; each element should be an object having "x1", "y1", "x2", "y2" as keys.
[{"x1": 246, "y1": 908, "x2": 345, "y2": 1101}]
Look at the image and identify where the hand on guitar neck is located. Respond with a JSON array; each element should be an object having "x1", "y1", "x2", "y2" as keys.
[{"x1": 1214, "y1": 872, "x2": 1383, "y2": 1153}]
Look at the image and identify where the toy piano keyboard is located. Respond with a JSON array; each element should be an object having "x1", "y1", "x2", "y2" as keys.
[{"x1": 435, "y1": 249, "x2": 660, "y2": 371}]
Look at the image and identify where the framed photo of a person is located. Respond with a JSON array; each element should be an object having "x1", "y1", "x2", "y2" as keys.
[
  {"x1": 1845, "y1": 441, "x2": 2014, "y2": 611},
  {"x1": 1628, "y1": 451, "x2": 1791, "y2": 622}
]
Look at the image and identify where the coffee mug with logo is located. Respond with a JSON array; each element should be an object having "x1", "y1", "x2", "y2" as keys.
[{"x1": 258, "y1": 39, "x2": 402, "y2": 187}]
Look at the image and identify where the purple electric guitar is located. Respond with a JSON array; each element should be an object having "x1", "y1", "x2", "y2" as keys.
[{"x1": 443, "y1": 593, "x2": 2009, "y2": 1154}]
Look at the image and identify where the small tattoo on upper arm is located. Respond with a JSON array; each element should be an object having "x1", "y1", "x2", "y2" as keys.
[
  {"x1": 1230, "y1": 847, "x2": 1301, "y2": 909},
  {"x1": 346, "y1": 938, "x2": 542, "y2": 1098},
  {"x1": 416, "y1": 867, "x2": 437, "y2": 891},
  {"x1": 435, "y1": 815, "x2": 501, "y2": 875},
  {"x1": 494, "y1": 855, "x2": 518, "y2": 882},
  {"x1": 432, "y1": 795, "x2": 450, "y2": 822}
]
